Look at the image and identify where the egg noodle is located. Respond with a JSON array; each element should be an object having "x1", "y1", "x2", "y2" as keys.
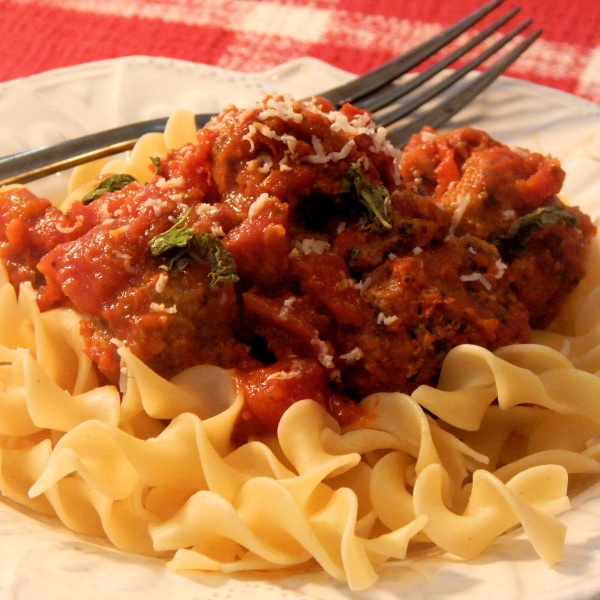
[{"x1": 1, "y1": 110, "x2": 600, "y2": 590}]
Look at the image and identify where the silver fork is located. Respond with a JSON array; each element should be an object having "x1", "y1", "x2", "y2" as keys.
[{"x1": 0, "y1": 0, "x2": 540, "y2": 187}]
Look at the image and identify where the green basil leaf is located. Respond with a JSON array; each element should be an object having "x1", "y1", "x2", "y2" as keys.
[
  {"x1": 81, "y1": 174, "x2": 137, "y2": 205},
  {"x1": 492, "y1": 206, "x2": 578, "y2": 259},
  {"x1": 149, "y1": 209, "x2": 239, "y2": 285},
  {"x1": 188, "y1": 233, "x2": 240, "y2": 286},
  {"x1": 149, "y1": 209, "x2": 194, "y2": 256},
  {"x1": 341, "y1": 164, "x2": 392, "y2": 231},
  {"x1": 150, "y1": 156, "x2": 162, "y2": 176}
]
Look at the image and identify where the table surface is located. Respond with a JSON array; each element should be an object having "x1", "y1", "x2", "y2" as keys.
[{"x1": 1, "y1": 0, "x2": 599, "y2": 105}]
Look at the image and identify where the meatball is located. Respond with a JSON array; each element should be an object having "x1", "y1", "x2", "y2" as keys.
[
  {"x1": 336, "y1": 235, "x2": 530, "y2": 397},
  {"x1": 400, "y1": 126, "x2": 595, "y2": 329}
]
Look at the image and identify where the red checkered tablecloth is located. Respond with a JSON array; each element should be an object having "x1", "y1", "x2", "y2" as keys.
[{"x1": 1, "y1": 0, "x2": 600, "y2": 103}]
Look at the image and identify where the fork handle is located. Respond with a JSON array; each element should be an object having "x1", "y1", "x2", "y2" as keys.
[{"x1": 0, "y1": 113, "x2": 215, "y2": 187}]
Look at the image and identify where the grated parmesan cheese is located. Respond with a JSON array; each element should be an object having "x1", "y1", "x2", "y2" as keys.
[
  {"x1": 150, "y1": 302, "x2": 177, "y2": 314},
  {"x1": 256, "y1": 154, "x2": 274, "y2": 174},
  {"x1": 325, "y1": 108, "x2": 403, "y2": 167},
  {"x1": 211, "y1": 224, "x2": 226, "y2": 237},
  {"x1": 328, "y1": 110, "x2": 371, "y2": 136},
  {"x1": 377, "y1": 312, "x2": 399, "y2": 326},
  {"x1": 154, "y1": 273, "x2": 169, "y2": 294},
  {"x1": 55, "y1": 215, "x2": 84, "y2": 234},
  {"x1": 460, "y1": 272, "x2": 492, "y2": 291},
  {"x1": 196, "y1": 203, "x2": 214, "y2": 215},
  {"x1": 294, "y1": 238, "x2": 331, "y2": 255},
  {"x1": 494, "y1": 258, "x2": 508, "y2": 279},
  {"x1": 446, "y1": 193, "x2": 472, "y2": 239},
  {"x1": 242, "y1": 122, "x2": 298, "y2": 154},
  {"x1": 155, "y1": 176, "x2": 184, "y2": 189},
  {"x1": 278, "y1": 296, "x2": 296, "y2": 319},
  {"x1": 357, "y1": 156, "x2": 370, "y2": 171},
  {"x1": 370, "y1": 126, "x2": 401, "y2": 161},
  {"x1": 112, "y1": 250, "x2": 135, "y2": 274},
  {"x1": 392, "y1": 159, "x2": 401, "y2": 185},
  {"x1": 248, "y1": 193, "x2": 272, "y2": 220},
  {"x1": 337, "y1": 271, "x2": 356, "y2": 290},
  {"x1": 339, "y1": 347, "x2": 364, "y2": 363},
  {"x1": 304, "y1": 137, "x2": 355, "y2": 164},
  {"x1": 144, "y1": 197, "x2": 169, "y2": 216},
  {"x1": 279, "y1": 151, "x2": 293, "y2": 171},
  {"x1": 266, "y1": 370, "x2": 301, "y2": 381},
  {"x1": 311, "y1": 338, "x2": 334, "y2": 369},
  {"x1": 98, "y1": 201, "x2": 115, "y2": 226},
  {"x1": 256, "y1": 96, "x2": 303, "y2": 124},
  {"x1": 356, "y1": 276, "x2": 372, "y2": 295}
]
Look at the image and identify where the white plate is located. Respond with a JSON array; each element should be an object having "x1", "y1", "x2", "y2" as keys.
[{"x1": 1, "y1": 55, "x2": 600, "y2": 600}]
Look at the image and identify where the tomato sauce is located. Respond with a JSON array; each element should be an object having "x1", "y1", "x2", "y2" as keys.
[{"x1": 0, "y1": 97, "x2": 595, "y2": 441}]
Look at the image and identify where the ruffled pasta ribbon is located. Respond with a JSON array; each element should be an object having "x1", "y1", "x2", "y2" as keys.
[{"x1": 1, "y1": 272, "x2": 600, "y2": 589}]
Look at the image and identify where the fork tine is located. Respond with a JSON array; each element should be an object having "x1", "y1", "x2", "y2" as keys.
[
  {"x1": 321, "y1": 0, "x2": 506, "y2": 107},
  {"x1": 357, "y1": 5, "x2": 521, "y2": 113},
  {"x1": 386, "y1": 27, "x2": 542, "y2": 147},
  {"x1": 375, "y1": 18, "x2": 535, "y2": 128}
]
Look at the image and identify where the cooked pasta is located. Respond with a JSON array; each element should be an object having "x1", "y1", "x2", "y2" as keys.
[{"x1": 0, "y1": 100, "x2": 599, "y2": 590}]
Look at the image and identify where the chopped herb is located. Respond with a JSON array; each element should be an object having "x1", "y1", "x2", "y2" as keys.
[
  {"x1": 350, "y1": 246, "x2": 360, "y2": 260},
  {"x1": 341, "y1": 164, "x2": 392, "y2": 231},
  {"x1": 191, "y1": 234, "x2": 240, "y2": 285},
  {"x1": 492, "y1": 206, "x2": 578, "y2": 259},
  {"x1": 81, "y1": 174, "x2": 137, "y2": 205},
  {"x1": 149, "y1": 209, "x2": 194, "y2": 257},
  {"x1": 149, "y1": 209, "x2": 239, "y2": 285},
  {"x1": 150, "y1": 156, "x2": 162, "y2": 176}
]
